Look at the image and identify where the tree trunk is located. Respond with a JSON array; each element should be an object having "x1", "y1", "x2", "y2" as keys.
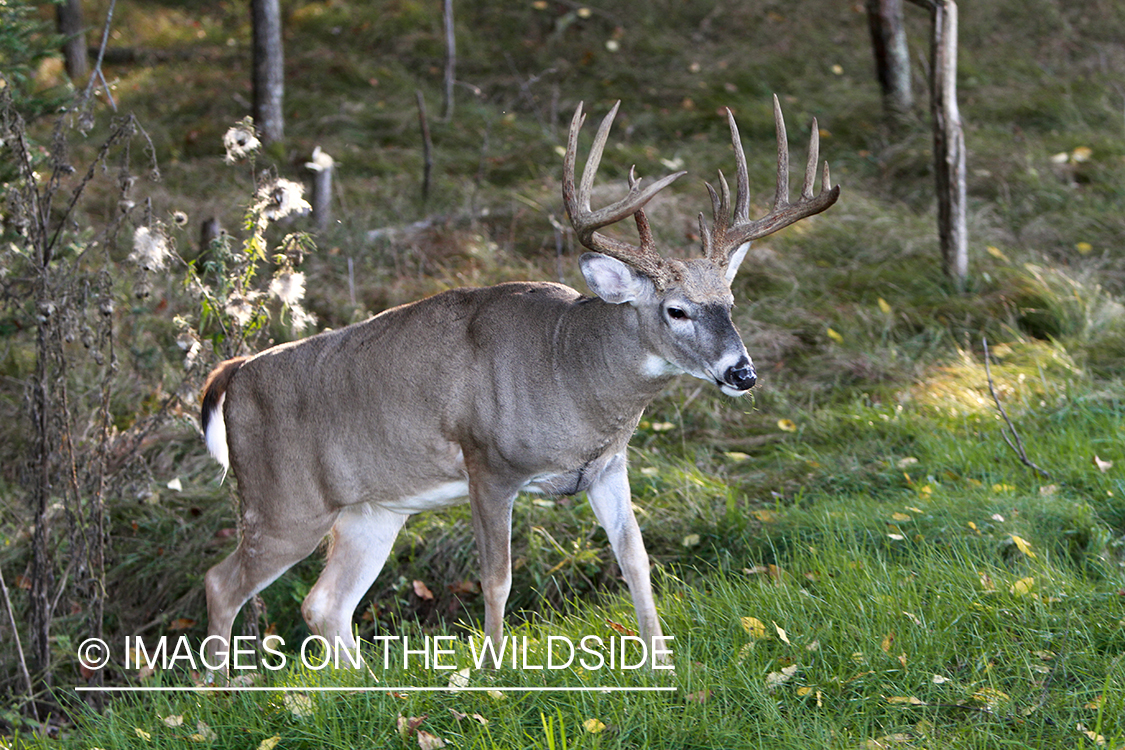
[
  {"x1": 865, "y1": 0, "x2": 912, "y2": 121},
  {"x1": 57, "y1": 0, "x2": 88, "y2": 80},
  {"x1": 251, "y1": 0, "x2": 284, "y2": 144},
  {"x1": 927, "y1": 0, "x2": 967, "y2": 286}
]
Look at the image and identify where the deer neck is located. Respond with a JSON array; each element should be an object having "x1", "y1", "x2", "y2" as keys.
[{"x1": 553, "y1": 297, "x2": 674, "y2": 426}]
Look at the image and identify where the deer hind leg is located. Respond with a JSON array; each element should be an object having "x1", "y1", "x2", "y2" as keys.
[
  {"x1": 585, "y1": 453, "x2": 670, "y2": 667},
  {"x1": 204, "y1": 508, "x2": 337, "y2": 672},
  {"x1": 301, "y1": 503, "x2": 407, "y2": 650}
]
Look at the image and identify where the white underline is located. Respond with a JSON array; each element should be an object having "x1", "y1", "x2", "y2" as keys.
[{"x1": 75, "y1": 685, "x2": 676, "y2": 693}]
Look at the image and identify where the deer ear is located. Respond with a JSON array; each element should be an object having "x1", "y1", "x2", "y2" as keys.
[
  {"x1": 580, "y1": 252, "x2": 652, "y2": 304},
  {"x1": 724, "y1": 242, "x2": 750, "y2": 284}
]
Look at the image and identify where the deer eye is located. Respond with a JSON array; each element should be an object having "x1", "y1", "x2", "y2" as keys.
[{"x1": 666, "y1": 306, "x2": 688, "y2": 321}]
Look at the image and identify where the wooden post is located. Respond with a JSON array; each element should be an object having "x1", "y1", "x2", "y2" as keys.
[{"x1": 305, "y1": 147, "x2": 335, "y2": 233}]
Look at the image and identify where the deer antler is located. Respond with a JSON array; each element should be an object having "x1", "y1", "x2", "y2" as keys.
[
  {"x1": 563, "y1": 101, "x2": 686, "y2": 290},
  {"x1": 700, "y1": 95, "x2": 841, "y2": 270}
]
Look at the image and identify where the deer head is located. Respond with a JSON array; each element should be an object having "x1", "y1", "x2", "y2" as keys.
[{"x1": 563, "y1": 96, "x2": 840, "y2": 396}]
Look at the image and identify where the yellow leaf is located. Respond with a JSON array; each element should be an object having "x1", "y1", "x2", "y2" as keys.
[
  {"x1": 973, "y1": 688, "x2": 1011, "y2": 711},
  {"x1": 886, "y1": 696, "x2": 924, "y2": 705},
  {"x1": 1071, "y1": 146, "x2": 1093, "y2": 162},
  {"x1": 1039, "y1": 484, "x2": 1059, "y2": 495},
  {"x1": 1076, "y1": 241, "x2": 1093, "y2": 255},
  {"x1": 992, "y1": 483, "x2": 1015, "y2": 493},
  {"x1": 931, "y1": 674, "x2": 950, "y2": 684},
  {"x1": 752, "y1": 509, "x2": 779, "y2": 523},
  {"x1": 724, "y1": 451, "x2": 750, "y2": 461},
  {"x1": 257, "y1": 737, "x2": 281, "y2": 750},
  {"x1": 135, "y1": 728, "x2": 151, "y2": 741},
  {"x1": 583, "y1": 719, "x2": 606, "y2": 734},
  {"x1": 826, "y1": 327, "x2": 844, "y2": 344},
  {"x1": 1011, "y1": 535, "x2": 1038, "y2": 559},
  {"x1": 1094, "y1": 455, "x2": 1113, "y2": 473},
  {"x1": 986, "y1": 245, "x2": 1010, "y2": 262},
  {"x1": 877, "y1": 297, "x2": 892, "y2": 315},
  {"x1": 741, "y1": 616, "x2": 767, "y2": 639},
  {"x1": 162, "y1": 715, "x2": 184, "y2": 728},
  {"x1": 880, "y1": 633, "x2": 895, "y2": 653},
  {"x1": 797, "y1": 686, "x2": 813, "y2": 696},
  {"x1": 682, "y1": 533, "x2": 701, "y2": 548},
  {"x1": 891, "y1": 512, "x2": 911, "y2": 522},
  {"x1": 777, "y1": 418, "x2": 797, "y2": 432},
  {"x1": 831, "y1": 64, "x2": 844, "y2": 75},
  {"x1": 773, "y1": 622, "x2": 791, "y2": 644},
  {"x1": 448, "y1": 666, "x2": 471, "y2": 691},
  {"x1": 1010, "y1": 577, "x2": 1035, "y2": 596},
  {"x1": 1077, "y1": 724, "x2": 1107, "y2": 746}
]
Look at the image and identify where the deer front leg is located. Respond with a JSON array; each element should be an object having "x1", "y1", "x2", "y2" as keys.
[
  {"x1": 468, "y1": 474, "x2": 517, "y2": 653},
  {"x1": 586, "y1": 453, "x2": 671, "y2": 667}
]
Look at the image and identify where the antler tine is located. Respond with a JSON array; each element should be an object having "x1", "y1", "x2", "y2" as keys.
[
  {"x1": 771, "y1": 94, "x2": 790, "y2": 212},
  {"x1": 562, "y1": 101, "x2": 687, "y2": 288},
  {"x1": 713, "y1": 96, "x2": 841, "y2": 256}
]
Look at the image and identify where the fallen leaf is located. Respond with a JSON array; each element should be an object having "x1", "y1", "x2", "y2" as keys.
[
  {"x1": 448, "y1": 666, "x2": 470, "y2": 692},
  {"x1": 877, "y1": 298, "x2": 892, "y2": 315},
  {"x1": 797, "y1": 686, "x2": 813, "y2": 696},
  {"x1": 583, "y1": 718, "x2": 606, "y2": 734},
  {"x1": 1038, "y1": 485, "x2": 1058, "y2": 496},
  {"x1": 880, "y1": 633, "x2": 895, "y2": 653},
  {"x1": 487, "y1": 690, "x2": 505, "y2": 700},
  {"x1": 1010, "y1": 577, "x2": 1035, "y2": 596},
  {"x1": 986, "y1": 246, "x2": 1010, "y2": 262},
  {"x1": 682, "y1": 533, "x2": 701, "y2": 547},
  {"x1": 1094, "y1": 455, "x2": 1113, "y2": 473},
  {"x1": 973, "y1": 688, "x2": 1011, "y2": 711},
  {"x1": 168, "y1": 617, "x2": 196, "y2": 631},
  {"x1": 886, "y1": 696, "x2": 924, "y2": 705},
  {"x1": 902, "y1": 611, "x2": 923, "y2": 627},
  {"x1": 412, "y1": 580, "x2": 435, "y2": 600},
  {"x1": 897, "y1": 457, "x2": 919, "y2": 469},
  {"x1": 417, "y1": 730, "x2": 446, "y2": 750},
  {"x1": 135, "y1": 728, "x2": 151, "y2": 741},
  {"x1": 773, "y1": 622, "x2": 791, "y2": 644},
  {"x1": 741, "y1": 616, "x2": 767, "y2": 639},
  {"x1": 1075, "y1": 241, "x2": 1094, "y2": 254},
  {"x1": 766, "y1": 664, "x2": 798, "y2": 690},
  {"x1": 605, "y1": 618, "x2": 636, "y2": 636},
  {"x1": 284, "y1": 692, "x2": 314, "y2": 719},
  {"x1": 887, "y1": 534, "x2": 905, "y2": 541},
  {"x1": 1071, "y1": 146, "x2": 1093, "y2": 162},
  {"x1": 826, "y1": 327, "x2": 844, "y2": 344},
  {"x1": 806, "y1": 640, "x2": 820, "y2": 652},
  {"x1": 167, "y1": 478, "x2": 183, "y2": 492},
  {"x1": 193, "y1": 721, "x2": 216, "y2": 741},
  {"x1": 991, "y1": 513, "x2": 1006, "y2": 522},
  {"x1": 1076, "y1": 724, "x2": 1107, "y2": 746},
  {"x1": 257, "y1": 737, "x2": 280, "y2": 750},
  {"x1": 685, "y1": 689, "x2": 711, "y2": 703},
  {"x1": 891, "y1": 512, "x2": 911, "y2": 522},
  {"x1": 777, "y1": 418, "x2": 797, "y2": 432},
  {"x1": 752, "y1": 509, "x2": 779, "y2": 523},
  {"x1": 1010, "y1": 535, "x2": 1037, "y2": 559},
  {"x1": 162, "y1": 715, "x2": 184, "y2": 728},
  {"x1": 397, "y1": 715, "x2": 428, "y2": 738},
  {"x1": 931, "y1": 674, "x2": 950, "y2": 685},
  {"x1": 898, "y1": 652, "x2": 907, "y2": 668},
  {"x1": 449, "y1": 709, "x2": 488, "y2": 725}
]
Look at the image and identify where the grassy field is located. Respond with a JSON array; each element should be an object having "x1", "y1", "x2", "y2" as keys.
[{"x1": 2, "y1": 0, "x2": 1125, "y2": 747}]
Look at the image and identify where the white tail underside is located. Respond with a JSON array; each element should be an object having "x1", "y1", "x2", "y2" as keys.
[{"x1": 204, "y1": 393, "x2": 230, "y2": 470}]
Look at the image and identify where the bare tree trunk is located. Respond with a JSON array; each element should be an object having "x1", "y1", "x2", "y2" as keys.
[
  {"x1": 57, "y1": 0, "x2": 88, "y2": 80},
  {"x1": 442, "y1": 0, "x2": 456, "y2": 122},
  {"x1": 865, "y1": 0, "x2": 912, "y2": 121},
  {"x1": 251, "y1": 0, "x2": 284, "y2": 144},
  {"x1": 927, "y1": 0, "x2": 967, "y2": 286}
]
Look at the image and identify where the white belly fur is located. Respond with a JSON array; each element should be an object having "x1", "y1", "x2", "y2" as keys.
[{"x1": 377, "y1": 480, "x2": 470, "y2": 514}]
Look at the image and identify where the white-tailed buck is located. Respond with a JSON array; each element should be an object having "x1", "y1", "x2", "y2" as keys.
[{"x1": 200, "y1": 96, "x2": 839, "y2": 669}]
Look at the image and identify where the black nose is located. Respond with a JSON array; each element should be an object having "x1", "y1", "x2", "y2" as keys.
[{"x1": 725, "y1": 362, "x2": 757, "y2": 391}]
